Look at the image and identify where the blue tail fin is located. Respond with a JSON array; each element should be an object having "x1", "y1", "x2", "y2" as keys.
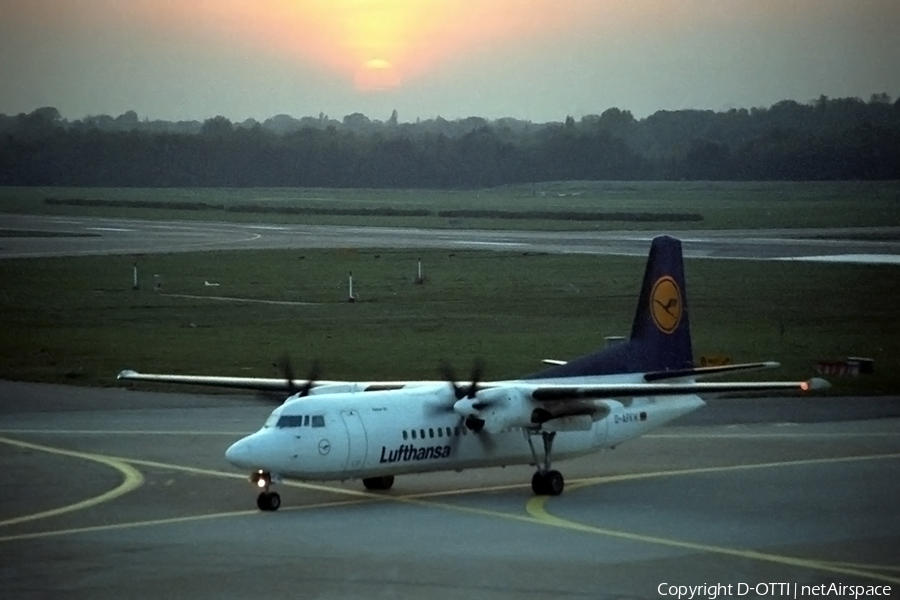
[{"x1": 528, "y1": 235, "x2": 693, "y2": 379}]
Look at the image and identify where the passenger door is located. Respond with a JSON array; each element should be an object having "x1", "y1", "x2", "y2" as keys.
[{"x1": 340, "y1": 409, "x2": 368, "y2": 472}]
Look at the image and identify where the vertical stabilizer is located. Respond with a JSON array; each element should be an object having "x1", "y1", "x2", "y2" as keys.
[
  {"x1": 528, "y1": 235, "x2": 693, "y2": 379},
  {"x1": 627, "y1": 235, "x2": 693, "y2": 372}
]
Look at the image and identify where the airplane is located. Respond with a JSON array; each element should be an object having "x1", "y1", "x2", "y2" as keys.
[{"x1": 118, "y1": 235, "x2": 828, "y2": 511}]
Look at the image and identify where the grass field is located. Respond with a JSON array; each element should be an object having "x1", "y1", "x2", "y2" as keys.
[
  {"x1": 1, "y1": 247, "x2": 897, "y2": 395},
  {"x1": 2, "y1": 180, "x2": 899, "y2": 230}
]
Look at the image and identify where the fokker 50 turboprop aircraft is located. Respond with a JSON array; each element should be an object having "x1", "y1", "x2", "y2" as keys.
[{"x1": 119, "y1": 236, "x2": 827, "y2": 511}]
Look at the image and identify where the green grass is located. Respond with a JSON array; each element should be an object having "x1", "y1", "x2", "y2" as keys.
[
  {"x1": 2, "y1": 181, "x2": 899, "y2": 230},
  {"x1": 1, "y1": 248, "x2": 897, "y2": 395}
]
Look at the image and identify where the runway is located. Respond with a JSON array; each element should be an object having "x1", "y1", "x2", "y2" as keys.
[
  {"x1": 2, "y1": 213, "x2": 900, "y2": 262},
  {"x1": 1, "y1": 380, "x2": 898, "y2": 600}
]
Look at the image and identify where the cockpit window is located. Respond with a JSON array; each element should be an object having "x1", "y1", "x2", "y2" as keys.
[
  {"x1": 303, "y1": 415, "x2": 310, "y2": 427},
  {"x1": 311, "y1": 415, "x2": 325, "y2": 428},
  {"x1": 276, "y1": 415, "x2": 304, "y2": 428}
]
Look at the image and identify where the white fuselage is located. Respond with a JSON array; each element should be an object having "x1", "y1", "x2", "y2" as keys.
[{"x1": 224, "y1": 381, "x2": 706, "y2": 481}]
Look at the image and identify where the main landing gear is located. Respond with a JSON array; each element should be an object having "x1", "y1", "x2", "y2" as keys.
[
  {"x1": 526, "y1": 430, "x2": 565, "y2": 496},
  {"x1": 251, "y1": 470, "x2": 281, "y2": 511},
  {"x1": 362, "y1": 475, "x2": 395, "y2": 491}
]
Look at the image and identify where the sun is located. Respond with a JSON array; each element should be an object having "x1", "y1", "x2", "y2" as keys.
[{"x1": 356, "y1": 58, "x2": 401, "y2": 91}]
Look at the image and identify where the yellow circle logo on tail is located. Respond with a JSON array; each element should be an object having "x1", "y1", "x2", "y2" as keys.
[{"x1": 650, "y1": 276, "x2": 682, "y2": 334}]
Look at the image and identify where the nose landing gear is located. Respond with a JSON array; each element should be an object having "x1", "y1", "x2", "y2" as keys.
[{"x1": 251, "y1": 470, "x2": 281, "y2": 511}]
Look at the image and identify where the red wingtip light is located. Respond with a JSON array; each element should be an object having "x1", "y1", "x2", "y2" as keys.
[{"x1": 800, "y1": 381, "x2": 810, "y2": 392}]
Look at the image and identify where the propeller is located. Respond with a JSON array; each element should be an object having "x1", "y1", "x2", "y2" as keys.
[
  {"x1": 433, "y1": 359, "x2": 494, "y2": 451},
  {"x1": 440, "y1": 358, "x2": 484, "y2": 400},
  {"x1": 277, "y1": 354, "x2": 320, "y2": 400}
]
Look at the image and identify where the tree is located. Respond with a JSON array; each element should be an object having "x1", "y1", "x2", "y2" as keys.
[{"x1": 200, "y1": 116, "x2": 233, "y2": 136}]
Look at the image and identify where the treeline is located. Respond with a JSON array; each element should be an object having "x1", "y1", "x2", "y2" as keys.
[{"x1": 1, "y1": 95, "x2": 899, "y2": 188}]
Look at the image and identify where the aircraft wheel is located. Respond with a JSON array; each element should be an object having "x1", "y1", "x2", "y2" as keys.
[
  {"x1": 545, "y1": 470, "x2": 564, "y2": 496},
  {"x1": 531, "y1": 471, "x2": 564, "y2": 496},
  {"x1": 256, "y1": 491, "x2": 281, "y2": 511},
  {"x1": 363, "y1": 475, "x2": 394, "y2": 491}
]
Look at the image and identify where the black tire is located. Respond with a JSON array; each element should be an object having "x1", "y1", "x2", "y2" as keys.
[
  {"x1": 256, "y1": 491, "x2": 281, "y2": 511},
  {"x1": 363, "y1": 475, "x2": 395, "y2": 491},
  {"x1": 531, "y1": 471, "x2": 547, "y2": 495},
  {"x1": 545, "y1": 470, "x2": 564, "y2": 496}
]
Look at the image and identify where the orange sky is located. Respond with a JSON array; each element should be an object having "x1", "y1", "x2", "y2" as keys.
[
  {"x1": 1, "y1": 0, "x2": 897, "y2": 121},
  {"x1": 124, "y1": 0, "x2": 608, "y2": 91}
]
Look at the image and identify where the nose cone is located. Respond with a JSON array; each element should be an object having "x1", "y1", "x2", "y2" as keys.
[
  {"x1": 225, "y1": 436, "x2": 256, "y2": 469},
  {"x1": 453, "y1": 398, "x2": 478, "y2": 417}
]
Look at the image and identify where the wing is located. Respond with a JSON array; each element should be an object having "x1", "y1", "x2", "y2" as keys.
[
  {"x1": 116, "y1": 370, "x2": 325, "y2": 392},
  {"x1": 116, "y1": 369, "x2": 441, "y2": 394},
  {"x1": 454, "y1": 376, "x2": 829, "y2": 433},
  {"x1": 642, "y1": 361, "x2": 781, "y2": 382},
  {"x1": 530, "y1": 377, "x2": 829, "y2": 403}
]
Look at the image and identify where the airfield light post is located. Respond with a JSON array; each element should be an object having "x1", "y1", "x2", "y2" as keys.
[{"x1": 414, "y1": 258, "x2": 425, "y2": 284}]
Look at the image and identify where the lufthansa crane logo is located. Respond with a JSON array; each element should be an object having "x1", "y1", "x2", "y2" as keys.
[
  {"x1": 318, "y1": 439, "x2": 331, "y2": 456},
  {"x1": 650, "y1": 275, "x2": 682, "y2": 334}
]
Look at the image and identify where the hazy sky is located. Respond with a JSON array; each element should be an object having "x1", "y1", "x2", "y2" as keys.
[{"x1": 1, "y1": 0, "x2": 898, "y2": 123}]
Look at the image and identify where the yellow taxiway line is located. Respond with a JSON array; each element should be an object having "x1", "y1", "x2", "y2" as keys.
[
  {"x1": 0, "y1": 436, "x2": 144, "y2": 527},
  {"x1": 1, "y1": 434, "x2": 898, "y2": 585}
]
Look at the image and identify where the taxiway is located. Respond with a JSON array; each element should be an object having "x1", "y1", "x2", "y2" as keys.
[{"x1": 0, "y1": 380, "x2": 898, "y2": 599}]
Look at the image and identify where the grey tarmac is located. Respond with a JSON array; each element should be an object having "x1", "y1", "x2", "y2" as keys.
[
  {"x1": 0, "y1": 380, "x2": 898, "y2": 600},
  {"x1": 2, "y1": 213, "x2": 900, "y2": 262}
]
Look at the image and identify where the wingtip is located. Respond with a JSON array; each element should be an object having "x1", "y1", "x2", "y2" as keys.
[
  {"x1": 803, "y1": 377, "x2": 831, "y2": 391},
  {"x1": 117, "y1": 369, "x2": 138, "y2": 380}
]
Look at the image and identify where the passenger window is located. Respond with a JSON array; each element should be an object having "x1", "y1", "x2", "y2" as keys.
[
  {"x1": 446, "y1": 427, "x2": 452, "y2": 437},
  {"x1": 411, "y1": 430, "x2": 417, "y2": 439},
  {"x1": 311, "y1": 415, "x2": 325, "y2": 428},
  {"x1": 454, "y1": 427, "x2": 460, "y2": 436},
  {"x1": 420, "y1": 429, "x2": 425, "y2": 439},
  {"x1": 303, "y1": 415, "x2": 310, "y2": 427},
  {"x1": 437, "y1": 428, "x2": 442, "y2": 438},
  {"x1": 428, "y1": 428, "x2": 434, "y2": 438},
  {"x1": 402, "y1": 430, "x2": 408, "y2": 440}
]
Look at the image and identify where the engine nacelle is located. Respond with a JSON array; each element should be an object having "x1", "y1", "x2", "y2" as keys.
[
  {"x1": 454, "y1": 387, "x2": 534, "y2": 433},
  {"x1": 542, "y1": 415, "x2": 594, "y2": 432}
]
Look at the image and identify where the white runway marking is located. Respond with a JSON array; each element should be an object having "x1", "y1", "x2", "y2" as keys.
[
  {"x1": 164, "y1": 293, "x2": 319, "y2": 306},
  {"x1": 453, "y1": 241, "x2": 527, "y2": 248},
  {"x1": 775, "y1": 253, "x2": 900, "y2": 265}
]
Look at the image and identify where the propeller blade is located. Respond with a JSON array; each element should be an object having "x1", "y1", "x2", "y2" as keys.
[
  {"x1": 439, "y1": 359, "x2": 464, "y2": 399},
  {"x1": 277, "y1": 354, "x2": 299, "y2": 396},
  {"x1": 467, "y1": 358, "x2": 485, "y2": 399},
  {"x1": 278, "y1": 355, "x2": 321, "y2": 399},
  {"x1": 297, "y1": 360, "x2": 321, "y2": 397}
]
